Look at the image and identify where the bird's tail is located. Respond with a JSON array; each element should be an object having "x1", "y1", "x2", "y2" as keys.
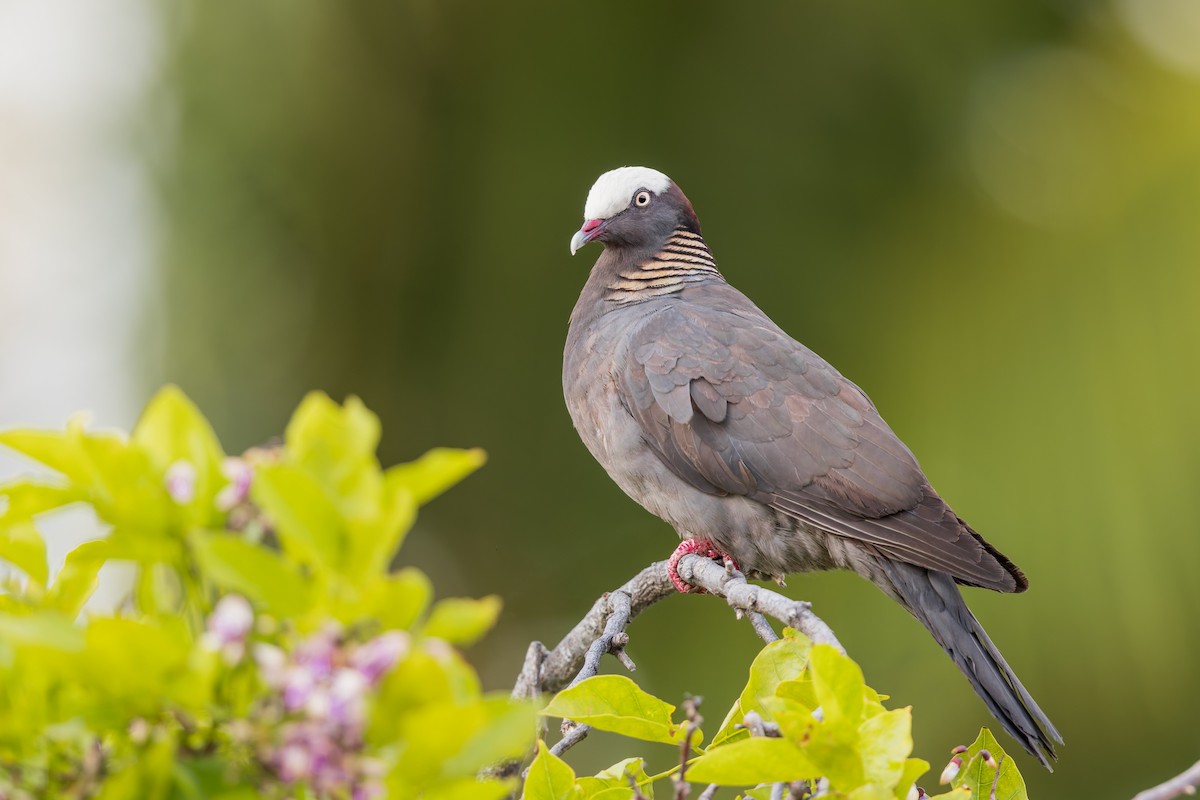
[{"x1": 876, "y1": 558, "x2": 1062, "y2": 769}]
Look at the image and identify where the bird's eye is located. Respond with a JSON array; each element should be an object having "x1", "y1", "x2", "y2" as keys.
[{"x1": 634, "y1": 191, "x2": 652, "y2": 207}]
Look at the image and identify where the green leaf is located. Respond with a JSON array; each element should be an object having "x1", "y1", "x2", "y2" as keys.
[
  {"x1": 285, "y1": 392, "x2": 383, "y2": 519},
  {"x1": 371, "y1": 567, "x2": 433, "y2": 630},
  {"x1": 687, "y1": 737, "x2": 816, "y2": 785},
  {"x1": 423, "y1": 777, "x2": 516, "y2": 800},
  {"x1": 0, "y1": 610, "x2": 85, "y2": 651},
  {"x1": 578, "y1": 758, "x2": 652, "y2": 800},
  {"x1": 0, "y1": 519, "x2": 48, "y2": 586},
  {"x1": 950, "y1": 728, "x2": 1027, "y2": 800},
  {"x1": 524, "y1": 741, "x2": 580, "y2": 800},
  {"x1": 0, "y1": 481, "x2": 85, "y2": 518},
  {"x1": 50, "y1": 540, "x2": 112, "y2": 614},
  {"x1": 893, "y1": 758, "x2": 930, "y2": 800},
  {"x1": 423, "y1": 596, "x2": 502, "y2": 645},
  {"x1": 712, "y1": 628, "x2": 811, "y2": 746},
  {"x1": 82, "y1": 617, "x2": 201, "y2": 713},
  {"x1": 0, "y1": 427, "x2": 91, "y2": 483},
  {"x1": 132, "y1": 385, "x2": 225, "y2": 524},
  {"x1": 345, "y1": 481, "x2": 417, "y2": 583},
  {"x1": 385, "y1": 447, "x2": 487, "y2": 506},
  {"x1": 810, "y1": 645, "x2": 865, "y2": 729},
  {"x1": 857, "y1": 707, "x2": 914, "y2": 789},
  {"x1": 190, "y1": 532, "x2": 311, "y2": 616},
  {"x1": 251, "y1": 463, "x2": 344, "y2": 570},
  {"x1": 541, "y1": 675, "x2": 693, "y2": 746},
  {"x1": 443, "y1": 694, "x2": 538, "y2": 776}
]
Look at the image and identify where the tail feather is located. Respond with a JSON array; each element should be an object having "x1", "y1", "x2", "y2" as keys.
[{"x1": 878, "y1": 558, "x2": 1062, "y2": 769}]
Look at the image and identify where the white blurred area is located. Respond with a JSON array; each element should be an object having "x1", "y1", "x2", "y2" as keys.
[{"x1": 0, "y1": 0, "x2": 160, "y2": 595}]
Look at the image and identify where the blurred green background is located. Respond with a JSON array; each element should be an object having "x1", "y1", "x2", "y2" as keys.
[{"x1": 9, "y1": 0, "x2": 1200, "y2": 797}]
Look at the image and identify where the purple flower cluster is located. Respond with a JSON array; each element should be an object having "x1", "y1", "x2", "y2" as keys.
[
  {"x1": 254, "y1": 625, "x2": 411, "y2": 798},
  {"x1": 198, "y1": 597, "x2": 411, "y2": 797}
]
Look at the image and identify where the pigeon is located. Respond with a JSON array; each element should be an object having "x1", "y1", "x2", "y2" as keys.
[{"x1": 563, "y1": 166, "x2": 1061, "y2": 767}]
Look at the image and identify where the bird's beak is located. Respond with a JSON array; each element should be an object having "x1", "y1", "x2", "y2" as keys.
[{"x1": 570, "y1": 218, "x2": 606, "y2": 255}]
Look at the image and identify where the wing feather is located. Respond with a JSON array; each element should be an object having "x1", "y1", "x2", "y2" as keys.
[{"x1": 618, "y1": 290, "x2": 1022, "y2": 592}]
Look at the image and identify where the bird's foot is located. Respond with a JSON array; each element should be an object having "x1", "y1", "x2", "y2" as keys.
[{"x1": 667, "y1": 538, "x2": 740, "y2": 593}]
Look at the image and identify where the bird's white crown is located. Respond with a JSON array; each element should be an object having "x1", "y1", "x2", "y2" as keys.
[{"x1": 583, "y1": 166, "x2": 672, "y2": 221}]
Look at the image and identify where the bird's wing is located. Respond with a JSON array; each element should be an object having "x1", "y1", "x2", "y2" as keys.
[{"x1": 619, "y1": 297, "x2": 1022, "y2": 591}]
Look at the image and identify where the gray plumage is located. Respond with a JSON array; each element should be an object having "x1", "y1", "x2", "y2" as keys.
[{"x1": 563, "y1": 167, "x2": 1061, "y2": 766}]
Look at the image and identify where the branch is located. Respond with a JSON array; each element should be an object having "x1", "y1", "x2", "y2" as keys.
[
  {"x1": 508, "y1": 554, "x2": 843, "y2": 772},
  {"x1": 514, "y1": 556, "x2": 842, "y2": 700},
  {"x1": 675, "y1": 555, "x2": 843, "y2": 652},
  {"x1": 1133, "y1": 760, "x2": 1200, "y2": 800}
]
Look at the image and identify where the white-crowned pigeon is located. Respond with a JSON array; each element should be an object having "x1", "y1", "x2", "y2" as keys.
[{"x1": 563, "y1": 166, "x2": 1061, "y2": 767}]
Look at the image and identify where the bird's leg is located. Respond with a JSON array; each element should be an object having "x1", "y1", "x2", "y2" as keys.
[{"x1": 667, "y1": 538, "x2": 741, "y2": 593}]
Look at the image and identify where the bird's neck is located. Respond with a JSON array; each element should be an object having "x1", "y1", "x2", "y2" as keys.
[{"x1": 602, "y1": 228, "x2": 722, "y2": 305}]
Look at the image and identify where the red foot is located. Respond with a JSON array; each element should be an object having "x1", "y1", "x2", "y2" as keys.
[{"x1": 667, "y1": 539, "x2": 741, "y2": 593}]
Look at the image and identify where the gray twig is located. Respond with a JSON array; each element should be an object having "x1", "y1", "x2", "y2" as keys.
[
  {"x1": 569, "y1": 590, "x2": 635, "y2": 688},
  {"x1": 674, "y1": 555, "x2": 843, "y2": 652},
  {"x1": 697, "y1": 784, "x2": 719, "y2": 800},
  {"x1": 748, "y1": 611, "x2": 780, "y2": 643},
  {"x1": 673, "y1": 697, "x2": 703, "y2": 800},
  {"x1": 548, "y1": 724, "x2": 589, "y2": 758},
  {"x1": 512, "y1": 562, "x2": 673, "y2": 700},
  {"x1": 512, "y1": 557, "x2": 842, "y2": 702},
  {"x1": 1133, "y1": 760, "x2": 1200, "y2": 800}
]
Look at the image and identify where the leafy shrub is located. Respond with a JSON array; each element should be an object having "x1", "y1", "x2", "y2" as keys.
[
  {"x1": 0, "y1": 388, "x2": 1029, "y2": 799},
  {"x1": 0, "y1": 388, "x2": 532, "y2": 798},
  {"x1": 532, "y1": 634, "x2": 1028, "y2": 799}
]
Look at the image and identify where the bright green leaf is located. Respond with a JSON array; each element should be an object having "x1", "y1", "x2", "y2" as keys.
[
  {"x1": 810, "y1": 645, "x2": 865, "y2": 729},
  {"x1": 0, "y1": 610, "x2": 84, "y2": 651},
  {"x1": 443, "y1": 694, "x2": 538, "y2": 776},
  {"x1": 132, "y1": 385, "x2": 225, "y2": 524},
  {"x1": 950, "y1": 728, "x2": 1027, "y2": 800},
  {"x1": 385, "y1": 447, "x2": 487, "y2": 506},
  {"x1": 893, "y1": 758, "x2": 930, "y2": 800},
  {"x1": 423, "y1": 777, "x2": 516, "y2": 800},
  {"x1": 191, "y1": 532, "x2": 311, "y2": 616},
  {"x1": 0, "y1": 519, "x2": 48, "y2": 586},
  {"x1": 0, "y1": 481, "x2": 85, "y2": 518},
  {"x1": 0, "y1": 428, "x2": 90, "y2": 484},
  {"x1": 423, "y1": 596, "x2": 502, "y2": 646},
  {"x1": 524, "y1": 741, "x2": 580, "y2": 800},
  {"x1": 858, "y1": 707, "x2": 914, "y2": 789},
  {"x1": 372, "y1": 567, "x2": 433, "y2": 630},
  {"x1": 251, "y1": 463, "x2": 344, "y2": 570},
  {"x1": 687, "y1": 737, "x2": 816, "y2": 785},
  {"x1": 713, "y1": 629, "x2": 811, "y2": 746},
  {"x1": 345, "y1": 481, "x2": 417, "y2": 583},
  {"x1": 50, "y1": 540, "x2": 112, "y2": 615},
  {"x1": 541, "y1": 675, "x2": 692, "y2": 746},
  {"x1": 284, "y1": 392, "x2": 383, "y2": 519},
  {"x1": 578, "y1": 758, "x2": 651, "y2": 800}
]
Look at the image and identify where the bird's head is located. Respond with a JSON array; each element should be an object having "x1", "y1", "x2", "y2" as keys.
[{"x1": 570, "y1": 166, "x2": 701, "y2": 255}]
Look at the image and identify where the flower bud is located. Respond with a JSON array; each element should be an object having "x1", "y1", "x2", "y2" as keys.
[
  {"x1": 165, "y1": 460, "x2": 196, "y2": 504},
  {"x1": 207, "y1": 595, "x2": 254, "y2": 643},
  {"x1": 939, "y1": 756, "x2": 962, "y2": 785},
  {"x1": 216, "y1": 457, "x2": 254, "y2": 511}
]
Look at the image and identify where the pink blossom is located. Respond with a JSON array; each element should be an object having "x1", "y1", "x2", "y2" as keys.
[
  {"x1": 254, "y1": 643, "x2": 287, "y2": 688},
  {"x1": 351, "y1": 631, "x2": 410, "y2": 685},
  {"x1": 165, "y1": 460, "x2": 196, "y2": 504},
  {"x1": 216, "y1": 457, "x2": 254, "y2": 511}
]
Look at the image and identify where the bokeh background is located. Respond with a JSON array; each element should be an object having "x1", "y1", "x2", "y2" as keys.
[{"x1": 3, "y1": 1, "x2": 1200, "y2": 797}]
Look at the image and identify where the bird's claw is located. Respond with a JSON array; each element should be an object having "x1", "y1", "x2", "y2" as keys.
[{"x1": 667, "y1": 538, "x2": 740, "y2": 593}]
